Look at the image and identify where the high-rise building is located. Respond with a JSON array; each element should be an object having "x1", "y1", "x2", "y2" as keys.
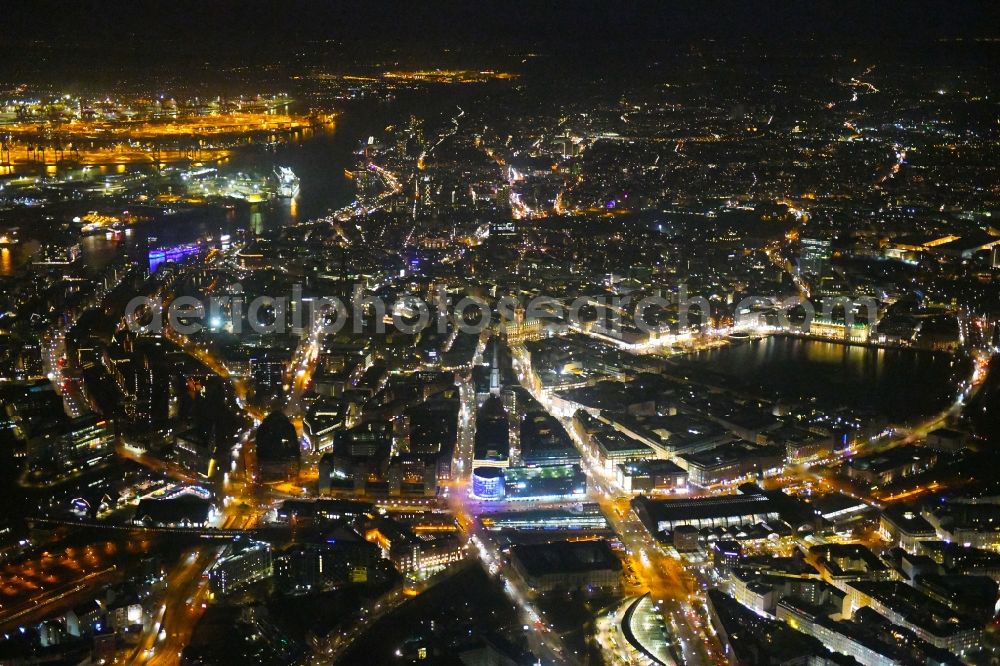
[
  {"x1": 253, "y1": 411, "x2": 301, "y2": 483},
  {"x1": 249, "y1": 350, "x2": 290, "y2": 394},
  {"x1": 26, "y1": 414, "x2": 115, "y2": 482},
  {"x1": 799, "y1": 238, "x2": 831, "y2": 276},
  {"x1": 474, "y1": 395, "x2": 510, "y2": 468},
  {"x1": 353, "y1": 166, "x2": 381, "y2": 207}
]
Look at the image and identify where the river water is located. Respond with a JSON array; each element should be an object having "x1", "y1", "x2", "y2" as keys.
[
  {"x1": 77, "y1": 98, "x2": 395, "y2": 271},
  {"x1": 0, "y1": 94, "x2": 420, "y2": 275}
]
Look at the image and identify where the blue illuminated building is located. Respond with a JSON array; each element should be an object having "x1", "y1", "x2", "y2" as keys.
[{"x1": 471, "y1": 467, "x2": 505, "y2": 500}]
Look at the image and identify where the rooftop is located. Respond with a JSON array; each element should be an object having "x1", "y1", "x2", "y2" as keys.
[
  {"x1": 848, "y1": 580, "x2": 982, "y2": 639},
  {"x1": 511, "y1": 539, "x2": 621, "y2": 577},
  {"x1": 881, "y1": 505, "x2": 935, "y2": 535},
  {"x1": 633, "y1": 492, "x2": 777, "y2": 525}
]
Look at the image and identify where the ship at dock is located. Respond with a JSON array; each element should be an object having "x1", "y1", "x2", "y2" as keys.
[{"x1": 274, "y1": 166, "x2": 300, "y2": 198}]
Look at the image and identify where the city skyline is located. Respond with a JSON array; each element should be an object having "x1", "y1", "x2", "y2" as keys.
[{"x1": 1, "y1": 3, "x2": 999, "y2": 665}]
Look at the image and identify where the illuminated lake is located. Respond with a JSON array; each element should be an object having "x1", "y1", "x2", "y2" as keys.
[{"x1": 675, "y1": 335, "x2": 966, "y2": 421}]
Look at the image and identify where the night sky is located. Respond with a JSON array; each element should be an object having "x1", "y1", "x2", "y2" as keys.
[{"x1": 4, "y1": 1, "x2": 998, "y2": 55}]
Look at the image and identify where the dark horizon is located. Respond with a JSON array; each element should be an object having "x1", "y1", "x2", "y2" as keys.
[{"x1": 4, "y1": 1, "x2": 999, "y2": 55}]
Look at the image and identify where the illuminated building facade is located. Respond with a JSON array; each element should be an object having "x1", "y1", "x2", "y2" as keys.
[
  {"x1": 808, "y1": 317, "x2": 871, "y2": 343},
  {"x1": 209, "y1": 538, "x2": 273, "y2": 596},
  {"x1": 616, "y1": 459, "x2": 688, "y2": 494},
  {"x1": 26, "y1": 414, "x2": 115, "y2": 482},
  {"x1": 503, "y1": 464, "x2": 587, "y2": 501},
  {"x1": 365, "y1": 517, "x2": 463, "y2": 575},
  {"x1": 471, "y1": 466, "x2": 505, "y2": 500},
  {"x1": 479, "y1": 505, "x2": 608, "y2": 531}
]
